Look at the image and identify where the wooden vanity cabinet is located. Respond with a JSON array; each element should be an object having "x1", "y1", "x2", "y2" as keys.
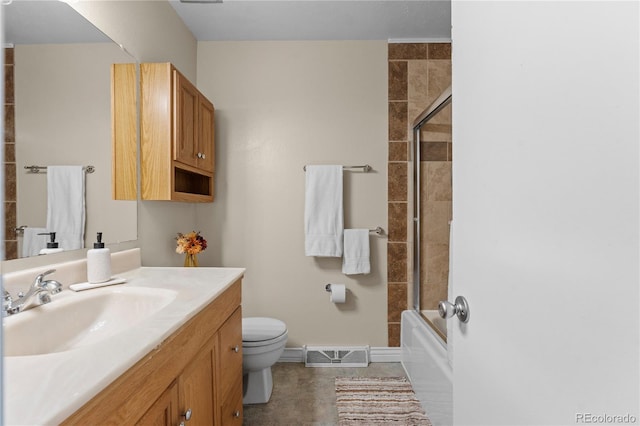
[
  {"x1": 138, "y1": 337, "x2": 217, "y2": 426},
  {"x1": 216, "y1": 308, "x2": 244, "y2": 425},
  {"x1": 62, "y1": 280, "x2": 243, "y2": 426},
  {"x1": 138, "y1": 310, "x2": 243, "y2": 426},
  {"x1": 136, "y1": 380, "x2": 179, "y2": 426}
]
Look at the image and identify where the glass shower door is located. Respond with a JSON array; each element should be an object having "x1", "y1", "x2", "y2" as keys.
[{"x1": 411, "y1": 88, "x2": 452, "y2": 341}]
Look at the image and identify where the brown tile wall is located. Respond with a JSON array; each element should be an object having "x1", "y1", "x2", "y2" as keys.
[
  {"x1": 4, "y1": 48, "x2": 17, "y2": 260},
  {"x1": 387, "y1": 43, "x2": 451, "y2": 346}
]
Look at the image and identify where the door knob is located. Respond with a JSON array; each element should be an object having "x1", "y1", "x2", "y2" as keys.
[{"x1": 438, "y1": 296, "x2": 470, "y2": 323}]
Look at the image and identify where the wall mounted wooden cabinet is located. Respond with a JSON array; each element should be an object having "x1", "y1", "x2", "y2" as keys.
[
  {"x1": 112, "y1": 62, "x2": 215, "y2": 202},
  {"x1": 111, "y1": 63, "x2": 138, "y2": 201},
  {"x1": 174, "y1": 71, "x2": 215, "y2": 174},
  {"x1": 141, "y1": 63, "x2": 215, "y2": 202}
]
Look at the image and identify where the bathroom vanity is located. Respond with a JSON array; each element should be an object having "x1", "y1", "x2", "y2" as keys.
[{"x1": 3, "y1": 264, "x2": 244, "y2": 425}]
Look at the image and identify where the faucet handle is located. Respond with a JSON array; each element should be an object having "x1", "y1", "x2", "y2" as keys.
[
  {"x1": 35, "y1": 269, "x2": 56, "y2": 286},
  {"x1": 3, "y1": 291, "x2": 13, "y2": 312},
  {"x1": 40, "y1": 269, "x2": 56, "y2": 278}
]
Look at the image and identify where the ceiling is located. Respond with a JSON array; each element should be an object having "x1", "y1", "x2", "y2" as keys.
[
  {"x1": 3, "y1": 1, "x2": 111, "y2": 44},
  {"x1": 3, "y1": 0, "x2": 451, "y2": 45},
  {"x1": 169, "y1": 1, "x2": 451, "y2": 41}
]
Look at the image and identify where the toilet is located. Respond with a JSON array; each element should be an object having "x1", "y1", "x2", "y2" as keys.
[{"x1": 242, "y1": 317, "x2": 288, "y2": 404}]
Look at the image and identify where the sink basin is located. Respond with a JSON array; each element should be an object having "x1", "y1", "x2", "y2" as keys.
[{"x1": 3, "y1": 286, "x2": 178, "y2": 357}]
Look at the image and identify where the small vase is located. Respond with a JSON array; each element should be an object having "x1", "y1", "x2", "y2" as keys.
[{"x1": 184, "y1": 253, "x2": 199, "y2": 267}]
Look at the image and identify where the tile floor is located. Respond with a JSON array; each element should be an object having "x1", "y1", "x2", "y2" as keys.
[{"x1": 242, "y1": 362, "x2": 407, "y2": 425}]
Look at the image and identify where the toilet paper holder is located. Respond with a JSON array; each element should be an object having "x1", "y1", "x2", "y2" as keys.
[{"x1": 325, "y1": 283, "x2": 346, "y2": 303}]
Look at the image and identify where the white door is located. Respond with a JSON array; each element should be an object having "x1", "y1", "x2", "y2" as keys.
[{"x1": 450, "y1": 1, "x2": 639, "y2": 425}]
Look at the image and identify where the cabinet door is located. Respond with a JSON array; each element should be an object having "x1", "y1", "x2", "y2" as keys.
[
  {"x1": 174, "y1": 70, "x2": 199, "y2": 169},
  {"x1": 220, "y1": 381, "x2": 243, "y2": 426},
  {"x1": 197, "y1": 95, "x2": 215, "y2": 173},
  {"x1": 179, "y1": 339, "x2": 216, "y2": 425},
  {"x1": 136, "y1": 381, "x2": 179, "y2": 426},
  {"x1": 217, "y1": 308, "x2": 243, "y2": 423}
]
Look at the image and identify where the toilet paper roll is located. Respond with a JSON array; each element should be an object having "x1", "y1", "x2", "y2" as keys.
[{"x1": 328, "y1": 283, "x2": 346, "y2": 304}]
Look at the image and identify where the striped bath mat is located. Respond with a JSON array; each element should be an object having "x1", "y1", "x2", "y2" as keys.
[{"x1": 335, "y1": 376, "x2": 432, "y2": 425}]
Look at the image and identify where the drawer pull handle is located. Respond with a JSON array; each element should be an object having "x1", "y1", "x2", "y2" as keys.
[
  {"x1": 232, "y1": 345, "x2": 240, "y2": 353},
  {"x1": 182, "y1": 408, "x2": 192, "y2": 421},
  {"x1": 233, "y1": 410, "x2": 240, "y2": 418}
]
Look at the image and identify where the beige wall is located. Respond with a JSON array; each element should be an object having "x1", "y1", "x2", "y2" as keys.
[
  {"x1": 72, "y1": 0, "x2": 200, "y2": 267},
  {"x1": 70, "y1": 0, "x2": 197, "y2": 80},
  {"x1": 14, "y1": 43, "x2": 136, "y2": 254},
  {"x1": 2, "y1": 0, "x2": 194, "y2": 273},
  {"x1": 6, "y1": 4, "x2": 393, "y2": 347},
  {"x1": 195, "y1": 41, "x2": 389, "y2": 347}
]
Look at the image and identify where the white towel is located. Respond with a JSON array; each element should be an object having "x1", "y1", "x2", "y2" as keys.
[
  {"x1": 21, "y1": 227, "x2": 48, "y2": 258},
  {"x1": 304, "y1": 165, "x2": 343, "y2": 257},
  {"x1": 342, "y1": 229, "x2": 371, "y2": 275},
  {"x1": 46, "y1": 166, "x2": 85, "y2": 251}
]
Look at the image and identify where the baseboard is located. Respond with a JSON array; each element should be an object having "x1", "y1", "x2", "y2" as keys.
[
  {"x1": 279, "y1": 348, "x2": 304, "y2": 362},
  {"x1": 370, "y1": 346, "x2": 402, "y2": 363},
  {"x1": 278, "y1": 347, "x2": 401, "y2": 363}
]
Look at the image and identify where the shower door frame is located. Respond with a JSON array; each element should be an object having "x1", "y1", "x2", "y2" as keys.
[{"x1": 410, "y1": 87, "x2": 453, "y2": 321}]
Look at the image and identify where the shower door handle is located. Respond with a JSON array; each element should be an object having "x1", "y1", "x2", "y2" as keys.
[{"x1": 438, "y1": 296, "x2": 470, "y2": 323}]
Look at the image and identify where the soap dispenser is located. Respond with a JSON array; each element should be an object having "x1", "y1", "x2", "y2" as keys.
[
  {"x1": 38, "y1": 232, "x2": 64, "y2": 255},
  {"x1": 87, "y1": 232, "x2": 112, "y2": 283}
]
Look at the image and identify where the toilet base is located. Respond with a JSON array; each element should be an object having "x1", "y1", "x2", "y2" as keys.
[{"x1": 243, "y1": 367, "x2": 274, "y2": 404}]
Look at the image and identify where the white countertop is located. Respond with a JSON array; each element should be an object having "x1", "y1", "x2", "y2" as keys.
[{"x1": 3, "y1": 266, "x2": 245, "y2": 426}]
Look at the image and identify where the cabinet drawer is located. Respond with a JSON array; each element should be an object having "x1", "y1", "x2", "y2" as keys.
[{"x1": 218, "y1": 307, "x2": 243, "y2": 397}]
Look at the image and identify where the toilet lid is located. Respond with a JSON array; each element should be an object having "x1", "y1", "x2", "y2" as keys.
[{"x1": 243, "y1": 317, "x2": 287, "y2": 342}]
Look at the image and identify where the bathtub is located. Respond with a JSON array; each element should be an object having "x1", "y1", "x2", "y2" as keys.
[{"x1": 401, "y1": 309, "x2": 453, "y2": 426}]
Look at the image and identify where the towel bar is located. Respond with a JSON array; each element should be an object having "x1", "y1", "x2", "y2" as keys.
[
  {"x1": 24, "y1": 165, "x2": 95, "y2": 174},
  {"x1": 303, "y1": 164, "x2": 372, "y2": 172},
  {"x1": 370, "y1": 227, "x2": 384, "y2": 235}
]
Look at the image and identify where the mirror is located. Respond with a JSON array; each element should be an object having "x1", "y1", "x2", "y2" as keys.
[{"x1": 3, "y1": 0, "x2": 137, "y2": 260}]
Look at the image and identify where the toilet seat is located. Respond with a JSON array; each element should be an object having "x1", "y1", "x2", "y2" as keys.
[
  {"x1": 243, "y1": 317, "x2": 287, "y2": 343},
  {"x1": 241, "y1": 317, "x2": 288, "y2": 404},
  {"x1": 242, "y1": 331, "x2": 288, "y2": 348}
]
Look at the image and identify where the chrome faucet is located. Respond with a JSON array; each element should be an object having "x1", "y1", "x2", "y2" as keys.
[{"x1": 3, "y1": 269, "x2": 63, "y2": 316}]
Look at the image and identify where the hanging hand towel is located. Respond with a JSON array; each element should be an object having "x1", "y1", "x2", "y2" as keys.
[
  {"x1": 46, "y1": 166, "x2": 86, "y2": 251},
  {"x1": 304, "y1": 165, "x2": 343, "y2": 257},
  {"x1": 342, "y1": 229, "x2": 371, "y2": 275},
  {"x1": 21, "y1": 227, "x2": 48, "y2": 258}
]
